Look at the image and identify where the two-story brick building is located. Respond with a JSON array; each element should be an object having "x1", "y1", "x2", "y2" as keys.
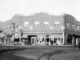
[{"x1": 2, "y1": 13, "x2": 80, "y2": 46}]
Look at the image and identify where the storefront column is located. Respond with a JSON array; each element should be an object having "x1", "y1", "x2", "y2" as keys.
[
  {"x1": 72, "y1": 36, "x2": 75, "y2": 45},
  {"x1": 76, "y1": 38, "x2": 78, "y2": 45},
  {"x1": 64, "y1": 33, "x2": 68, "y2": 45},
  {"x1": 19, "y1": 34, "x2": 22, "y2": 45},
  {"x1": 63, "y1": 33, "x2": 65, "y2": 45}
]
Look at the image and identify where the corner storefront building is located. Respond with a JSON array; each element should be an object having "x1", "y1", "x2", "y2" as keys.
[{"x1": 5, "y1": 13, "x2": 80, "y2": 46}]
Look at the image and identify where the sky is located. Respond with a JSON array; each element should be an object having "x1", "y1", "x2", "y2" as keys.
[{"x1": 0, "y1": 0, "x2": 80, "y2": 22}]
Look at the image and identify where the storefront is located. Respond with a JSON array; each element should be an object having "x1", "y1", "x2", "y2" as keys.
[
  {"x1": 23, "y1": 32, "x2": 64, "y2": 46},
  {"x1": 64, "y1": 29, "x2": 80, "y2": 46},
  {"x1": 3, "y1": 13, "x2": 80, "y2": 46}
]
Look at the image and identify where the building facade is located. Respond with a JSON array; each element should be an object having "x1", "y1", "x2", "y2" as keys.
[{"x1": 1, "y1": 13, "x2": 80, "y2": 46}]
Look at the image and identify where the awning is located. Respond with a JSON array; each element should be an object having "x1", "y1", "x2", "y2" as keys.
[{"x1": 65, "y1": 29, "x2": 80, "y2": 36}]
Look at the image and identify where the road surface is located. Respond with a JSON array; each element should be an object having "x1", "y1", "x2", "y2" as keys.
[{"x1": 0, "y1": 46, "x2": 80, "y2": 60}]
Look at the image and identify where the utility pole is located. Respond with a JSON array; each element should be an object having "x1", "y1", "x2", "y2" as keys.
[
  {"x1": 19, "y1": 26, "x2": 23, "y2": 45},
  {"x1": 11, "y1": 22, "x2": 15, "y2": 43}
]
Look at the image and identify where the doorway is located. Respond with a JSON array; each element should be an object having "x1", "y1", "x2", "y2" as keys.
[
  {"x1": 31, "y1": 37, "x2": 36, "y2": 45},
  {"x1": 27, "y1": 35, "x2": 37, "y2": 45}
]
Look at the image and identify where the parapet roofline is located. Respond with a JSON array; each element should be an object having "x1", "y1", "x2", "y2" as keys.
[{"x1": 12, "y1": 12, "x2": 66, "y2": 18}]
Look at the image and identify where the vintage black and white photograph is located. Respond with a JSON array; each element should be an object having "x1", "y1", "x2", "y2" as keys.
[{"x1": 0, "y1": 0, "x2": 80, "y2": 60}]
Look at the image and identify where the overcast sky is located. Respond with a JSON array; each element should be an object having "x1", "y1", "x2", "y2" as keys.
[{"x1": 0, "y1": 0, "x2": 80, "y2": 22}]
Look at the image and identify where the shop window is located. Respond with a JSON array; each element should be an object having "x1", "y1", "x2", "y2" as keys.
[
  {"x1": 46, "y1": 37, "x2": 50, "y2": 42},
  {"x1": 42, "y1": 38, "x2": 45, "y2": 42},
  {"x1": 54, "y1": 38, "x2": 57, "y2": 43},
  {"x1": 14, "y1": 38, "x2": 19, "y2": 42},
  {"x1": 58, "y1": 38, "x2": 60, "y2": 41}
]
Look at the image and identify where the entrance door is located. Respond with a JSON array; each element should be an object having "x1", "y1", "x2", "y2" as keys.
[
  {"x1": 28, "y1": 35, "x2": 36, "y2": 45},
  {"x1": 31, "y1": 37, "x2": 36, "y2": 45}
]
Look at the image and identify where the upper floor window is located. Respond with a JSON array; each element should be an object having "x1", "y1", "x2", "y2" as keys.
[
  {"x1": 77, "y1": 25, "x2": 79, "y2": 30},
  {"x1": 24, "y1": 21, "x2": 29, "y2": 27},
  {"x1": 54, "y1": 21, "x2": 60, "y2": 26},
  {"x1": 72, "y1": 24, "x2": 76, "y2": 31},
  {"x1": 66, "y1": 23, "x2": 70, "y2": 28},
  {"x1": 34, "y1": 21, "x2": 40, "y2": 26},
  {"x1": 44, "y1": 21, "x2": 49, "y2": 26}
]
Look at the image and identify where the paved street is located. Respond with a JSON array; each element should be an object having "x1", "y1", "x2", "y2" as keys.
[{"x1": 0, "y1": 46, "x2": 80, "y2": 60}]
